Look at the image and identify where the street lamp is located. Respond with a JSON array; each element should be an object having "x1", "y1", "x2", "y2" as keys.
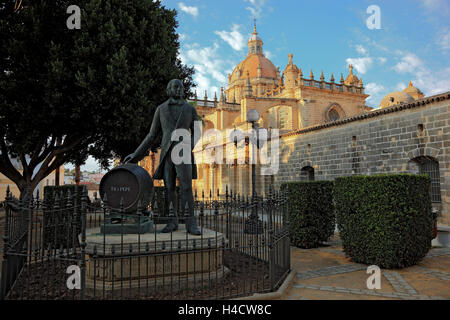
[
  {"x1": 246, "y1": 109, "x2": 260, "y2": 197},
  {"x1": 245, "y1": 109, "x2": 263, "y2": 234}
]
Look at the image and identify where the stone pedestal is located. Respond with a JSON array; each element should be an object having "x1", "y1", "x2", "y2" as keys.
[
  {"x1": 83, "y1": 225, "x2": 229, "y2": 291},
  {"x1": 100, "y1": 215, "x2": 154, "y2": 235}
]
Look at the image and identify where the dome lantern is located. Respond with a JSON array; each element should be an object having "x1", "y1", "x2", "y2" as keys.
[{"x1": 248, "y1": 22, "x2": 263, "y2": 56}]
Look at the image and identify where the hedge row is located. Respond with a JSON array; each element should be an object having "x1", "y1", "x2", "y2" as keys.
[
  {"x1": 281, "y1": 181, "x2": 335, "y2": 248},
  {"x1": 334, "y1": 174, "x2": 433, "y2": 268},
  {"x1": 282, "y1": 174, "x2": 433, "y2": 268}
]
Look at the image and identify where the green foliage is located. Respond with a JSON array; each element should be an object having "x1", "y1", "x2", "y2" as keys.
[
  {"x1": 281, "y1": 181, "x2": 335, "y2": 248},
  {"x1": 0, "y1": 0, "x2": 194, "y2": 193},
  {"x1": 334, "y1": 174, "x2": 433, "y2": 268}
]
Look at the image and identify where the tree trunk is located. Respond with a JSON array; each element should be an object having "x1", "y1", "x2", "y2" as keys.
[
  {"x1": 75, "y1": 165, "x2": 81, "y2": 185},
  {"x1": 54, "y1": 137, "x2": 62, "y2": 186},
  {"x1": 19, "y1": 183, "x2": 36, "y2": 202},
  {"x1": 55, "y1": 167, "x2": 60, "y2": 186}
]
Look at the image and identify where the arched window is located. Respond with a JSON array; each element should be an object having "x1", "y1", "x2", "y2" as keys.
[
  {"x1": 410, "y1": 157, "x2": 441, "y2": 203},
  {"x1": 328, "y1": 109, "x2": 340, "y2": 121},
  {"x1": 301, "y1": 166, "x2": 315, "y2": 181},
  {"x1": 278, "y1": 106, "x2": 293, "y2": 130}
]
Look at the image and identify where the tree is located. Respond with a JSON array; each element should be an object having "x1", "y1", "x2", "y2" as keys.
[{"x1": 0, "y1": 0, "x2": 195, "y2": 198}]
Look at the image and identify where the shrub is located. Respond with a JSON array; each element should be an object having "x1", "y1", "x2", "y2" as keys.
[
  {"x1": 281, "y1": 181, "x2": 335, "y2": 248},
  {"x1": 334, "y1": 174, "x2": 433, "y2": 269}
]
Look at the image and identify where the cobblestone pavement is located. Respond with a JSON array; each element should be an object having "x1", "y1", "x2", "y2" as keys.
[
  {"x1": 383, "y1": 271, "x2": 418, "y2": 295},
  {"x1": 282, "y1": 237, "x2": 450, "y2": 300},
  {"x1": 296, "y1": 264, "x2": 367, "y2": 280}
]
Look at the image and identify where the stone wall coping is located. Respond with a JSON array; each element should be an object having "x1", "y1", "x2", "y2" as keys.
[{"x1": 281, "y1": 92, "x2": 450, "y2": 138}]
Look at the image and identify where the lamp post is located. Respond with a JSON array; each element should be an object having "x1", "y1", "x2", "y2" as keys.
[
  {"x1": 246, "y1": 109, "x2": 260, "y2": 197},
  {"x1": 244, "y1": 109, "x2": 263, "y2": 234}
]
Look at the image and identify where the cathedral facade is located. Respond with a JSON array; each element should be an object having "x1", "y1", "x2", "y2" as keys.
[{"x1": 140, "y1": 26, "x2": 450, "y2": 229}]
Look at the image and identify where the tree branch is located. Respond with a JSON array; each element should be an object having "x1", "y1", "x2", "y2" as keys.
[
  {"x1": 30, "y1": 135, "x2": 84, "y2": 186},
  {"x1": 19, "y1": 153, "x2": 30, "y2": 182},
  {"x1": 0, "y1": 137, "x2": 26, "y2": 189},
  {"x1": 29, "y1": 136, "x2": 55, "y2": 171},
  {"x1": 31, "y1": 152, "x2": 70, "y2": 187}
]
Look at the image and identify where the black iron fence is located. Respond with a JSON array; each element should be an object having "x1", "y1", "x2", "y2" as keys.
[{"x1": 0, "y1": 186, "x2": 290, "y2": 300}]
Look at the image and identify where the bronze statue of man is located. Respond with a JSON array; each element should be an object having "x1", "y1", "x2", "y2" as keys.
[{"x1": 124, "y1": 79, "x2": 202, "y2": 235}]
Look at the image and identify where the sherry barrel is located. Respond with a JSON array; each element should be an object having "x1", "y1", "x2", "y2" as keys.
[{"x1": 100, "y1": 163, "x2": 154, "y2": 213}]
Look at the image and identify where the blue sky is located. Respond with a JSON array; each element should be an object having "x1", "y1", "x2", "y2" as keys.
[
  {"x1": 80, "y1": 0, "x2": 450, "y2": 172},
  {"x1": 169, "y1": 0, "x2": 449, "y2": 107}
]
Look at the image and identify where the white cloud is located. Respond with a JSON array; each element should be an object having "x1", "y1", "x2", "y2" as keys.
[
  {"x1": 214, "y1": 24, "x2": 246, "y2": 51},
  {"x1": 366, "y1": 82, "x2": 385, "y2": 94},
  {"x1": 180, "y1": 43, "x2": 232, "y2": 98},
  {"x1": 412, "y1": 67, "x2": 450, "y2": 96},
  {"x1": 419, "y1": 0, "x2": 450, "y2": 15},
  {"x1": 378, "y1": 57, "x2": 387, "y2": 65},
  {"x1": 395, "y1": 82, "x2": 407, "y2": 91},
  {"x1": 244, "y1": 0, "x2": 266, "y2": 18},
  {"x1": 264, "y1": 50, "x2": 274, "y2": 59},
  {"x1": 436, "y1": 28, "x2": 450, "y2": 51},
  {"x1": 365, "y1": 82, "x2": 387, "y2": 107},
  {"x1": 356, "y1": 45, "x2": 367, "y2": 55},
  {"x1": 178, "y1": 33, "x2": 187, "y2": 41},
  {"x1": 345, "y1": 57, "x2": 373, "y2": 74},
  {"x1": 393, "y1": 53, "x2": 423, "y2": 73},
  {"x1": 392, "y1": 51, "x2": 450, "y2": 96},
  {"x1": 178, "y1": 3, "x2": 199, "y2": 18}
]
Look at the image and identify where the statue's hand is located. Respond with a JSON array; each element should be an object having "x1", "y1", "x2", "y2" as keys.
[{"x1": 124, "y1": 153, "x2": 138, "y2": 164}]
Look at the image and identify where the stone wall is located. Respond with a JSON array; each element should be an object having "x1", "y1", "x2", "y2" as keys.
[{"x1": 274, "y1": 93, "x2": 450, "y2": 225}]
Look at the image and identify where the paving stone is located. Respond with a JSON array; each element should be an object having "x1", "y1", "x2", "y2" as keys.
[
  {"x1": 426, "y1": 248, "x2": 450, "y2": 258},
  {"x1": 286, "y1": 240, "x2": 450, "y2": 300},
  {"x1": 296, "y1": 263, "x2": 366, "y2": 281},
  {"x1": 383, "y1": 294, "x2": 400, "y2": 298},
  {"x1": 383, "y1": 271, "x2": 418, "y2": 295},
  {"x1": 412, "y1": 267, "x2": 450, "y2": 281}
]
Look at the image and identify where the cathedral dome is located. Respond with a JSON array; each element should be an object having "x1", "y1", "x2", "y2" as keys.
[
  {"x1": 380, "y1": 91, "x2": 415, "y2": 108},
  {"x1": 229, "y1": 24, "x2": 278, "y2": 83},
  {"x1": 403, "y1": 81, "x2": 424, "y2": 99},
  {"x1": 230, "y1": 54, "x2": 278, "y2": 82}
]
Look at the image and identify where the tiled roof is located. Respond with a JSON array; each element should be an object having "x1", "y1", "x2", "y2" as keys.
[{"x1": 230, "y1": 54, "x2": 278, "y2": 83}]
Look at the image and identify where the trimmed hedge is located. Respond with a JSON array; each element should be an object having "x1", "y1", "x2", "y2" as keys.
[
  {"x1": 334, "y1": 174, "x2": 433, "y2": 269},
  {"x1": 281, "y1": 181, "x2": 335, "y2": 248}
]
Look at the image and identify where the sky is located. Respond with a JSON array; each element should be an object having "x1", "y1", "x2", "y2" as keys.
[
  {"x1": 77, "y1": 0, "x2": 450, "y2": 172},
  {"x1": 172, "y1": 0, "x2": 449, "y2": 106}
]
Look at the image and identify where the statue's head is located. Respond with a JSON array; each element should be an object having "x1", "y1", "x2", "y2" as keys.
[{"x1": 167, "y1": 79, "x2": 184, "y2": 99}]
